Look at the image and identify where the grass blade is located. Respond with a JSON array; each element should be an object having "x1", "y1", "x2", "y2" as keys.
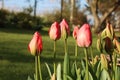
[{"x1": 45, "y1": 63, "x2": 52, "y2": 78}]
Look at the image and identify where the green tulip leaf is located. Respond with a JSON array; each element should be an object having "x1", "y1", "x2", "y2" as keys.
[
  {"x1": 96, "y1": 61, "x2": 101, "y2": 78},
  {"x1": 115, "y1": 67, "x2": 120, "y2": 80},
  {"x1": 88, "y1": 64, "x2": 98, "y2": 80},
  {"x1": 63, "y1": 53, "x2": 70, "y2": 80},
  {"x1": 99, "y1": 69, "x2": 111, "y2": 80},
  {"x1": 27, "y1": 76, "x2": 33, "y2": 80},
  {"x1": 45, "y1": 63, "x2": 52, "y2": 78},
  {"x1": 81, "y1": 60, "x2": 86, "y2": 70},
  {"x1": 101, "y1": 28, "x2": 107, "y2": 40},
  {"x1": 57, "y1": 63, "x2": 62, "y2": 80},
  {"x1": 97, "y1": 38, "x2": 103, "y2": 53},
  {"x1": 88, "y1": 71, "x2": 93, "y2": 80},
  {"x1": 66, "y1": 75, "x2": 74, "y2": 80},
  {"x1": 76, "y1": 68, "x2": 81, "y2": 80},
  {"x1": 94, "y1": 60, "x2": 100, "y2": 73},
  {"x1": 71, "y1": 62, "x2": 77, "y2": 79}
]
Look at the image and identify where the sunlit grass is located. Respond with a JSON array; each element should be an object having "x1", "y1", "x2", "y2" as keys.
[{"x1": 0, "y1": 28, "x2": 99, "y2": 80}]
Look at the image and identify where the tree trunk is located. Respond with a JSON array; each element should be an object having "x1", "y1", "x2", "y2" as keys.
[
  {"x1": 96, "y1": 3, "x2": 120, "y2": 33},
  {"x1": 88, "y1": 0, "x2": 120, "y2": 33},
  {"x1": 70, "y1": 0, "x2": 75, "y2": 28},
  {"x1": 60, "y1": 0, "x2": 63, "y2": 21},
  {"x1": 89, "y1": 0, "x2": 101, "y2": 33},
  {"x1": 34, "y1": 0, "x2": 37, "y2": 18}
]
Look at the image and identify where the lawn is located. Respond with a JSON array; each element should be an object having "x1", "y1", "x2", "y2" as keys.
[{"x1": 0, "y1": 27, "x2": 99, "y2": 80}]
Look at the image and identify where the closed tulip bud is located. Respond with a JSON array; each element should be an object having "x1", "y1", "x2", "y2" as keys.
[
  {"x1": 106, "y1": 23, "x2": 114, "y2": 39},
  {"x1": 105, "y1": 37, "x2": 114, "y2": 53},
  {"x1": 49, "y1": 22, "x2": 61, "y2": 41},
  {"x1": 72, "y1": 26, "x2": 79, "y2": 39},
  {"x1": 113, "y1": 38, "x2": 120, "y2": 53},
  {"x1": 28, "y1": 32, "x2": 43, "y2": 56},
  {"x1": 97, "y1": 38, "x2": 103, "y2": 53},
  {"x1": 113, "y1": 37, "x2": 116, "y2": 46},
  {"x1": 94, "y1": 55, "x2": 99, "y2": 64},
  {"x1": 115, "y1": 39, "x2": 120, "y2": 53},
  {"x1": 100, "y1": 54, "x2": 108, "y2": 70},
  {"x1": 51, "y1": 73, "x2": 56, "y2": 80},
  {"x1": 60, "y1": 19, "x2": 70, "y2": 39},
  {"x1": 101, "y1": 23, "x2": 114, "y2": 40},
  {"x1": 77, "y1": 24, "x2": 92, "y2": 47}
]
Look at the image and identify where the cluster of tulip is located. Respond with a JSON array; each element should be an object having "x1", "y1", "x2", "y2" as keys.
[
  {"x1": 28, "y1": 19, "x2": 120, "y2": 80},
  {"x1": 96, "y1": 22, "x2": 120, "y2": 80}
]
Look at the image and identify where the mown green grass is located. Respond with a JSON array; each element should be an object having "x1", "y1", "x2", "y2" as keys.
[{"x1": 0, "y1": 28, "x2": 99, "y2": 80}]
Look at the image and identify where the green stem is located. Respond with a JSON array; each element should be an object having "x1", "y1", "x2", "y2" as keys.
[
  {"x1": 75, "y1": 42, "x2": 78, "y2": 57},
  {"x1": 110, "y1": 53, "x2": 114, "y2": 80},
  {"x1": 38, "y1": 55, "x2": 42, "y2": 80},
  {"x1": 64, "y1": 39, "x2": 67, "y2": 54},
  {"x1": 63, "y1": 39, "x2": 69, "y2": 80},
  {"x1": 35, "y1": 56, "x2": 38, "y2": 80},
  {"x1": 110, "y1": 53, "x2": 113, "y2": 68},
  {"x1": 63, "y1": 52, "x2": 70, "y2": 80},
  {"x1": 84, "y1": 48, "x2": 89, "y2": 80},
  {"x1": 112, "y1": 52, "x2": 116, "y2": 80},
  {"x1": 53, "y1": 41, "x2": 56, "y2": 74},
  {"x1": 90, "y1": 46, "x2": 94, "y2": 65}
]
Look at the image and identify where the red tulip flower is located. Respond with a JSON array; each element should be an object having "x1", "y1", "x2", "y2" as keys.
[
  {"x1": 60, "y1": 19, "x2": 70, "y2": 39},
  {"x1": 73, "y1": 26, "x2": 79, "y2": 39},
  {"x1": 77, "y1": 24, "x2": 92, "y2": 47},
  {"x1": 28, "y1": 32, "x2": 43, "y2": 56},
  {"x1": 49, "y1": 22, "x2": 61, "y2": 41}
]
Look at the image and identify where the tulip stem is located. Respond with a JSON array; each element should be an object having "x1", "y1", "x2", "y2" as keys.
[
  {"x1": 35, "y1": 56, "x2": 38, "y2": 80},
  {"x1": 64, "y1": 39, "x2": 67, "y2": 54},
  {"x1": 90, "y1": 46, "x2": 94, "y2": 65},
  {"x1": 84, "y1": 48, "x2": 89, "y2": 80},
  {"x1": 75, "y1": 42, "x2": 78, "y2": 57},
  {"x1": 53, "y1": 41, "x2": 56, "y2": 75},
  {"x1": 112, "y1": 52, "x2": 116, "y2": 80},
  {"x1": 38, "y1": 55, "x2": 42, "y2": 80}
]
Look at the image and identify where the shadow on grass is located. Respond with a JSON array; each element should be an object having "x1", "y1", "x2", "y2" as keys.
[
  {"x1": 0, "y1": 50, "x2": 82, "y2": 64},
  {"x1": 0, "y1": 27, "x2": 49, "y2": 36},
  {"x1": 0, "y1": 51, "x2": 65, "y2": 64}
]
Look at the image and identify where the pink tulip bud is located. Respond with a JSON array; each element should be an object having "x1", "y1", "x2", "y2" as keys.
[
  {"x1": 28, "y1": 32, "x2": 43, "y2": 56},
  {"x1": 60, "y1": 19, "x2": 70, "y2": 39},
  {"x1": 77, "y1": 24, "x2": 92, "y2": 47},
  {"x1": 73, "y1": 26, "x2": 79, "y2": 39},
  {"x1": 49, "y1": 22, "x2": 61, "y2": 41}
]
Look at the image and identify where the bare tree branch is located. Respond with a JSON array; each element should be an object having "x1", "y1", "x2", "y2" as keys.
[
  {"x1": 87, "y1": 0, "x2": 120, "y2": 32},
  {"x1": 90, "y1": 0, "x2": 100, "y2": 28},
  {"x1": 86, "y1": 0, "x2": 89, "y2": 4},
  {"x1": 100, "y1": 0, "x2": 120, "y2": 24}
]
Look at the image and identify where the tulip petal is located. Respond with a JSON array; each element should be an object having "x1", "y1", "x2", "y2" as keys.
[
  {"x1": 60, "y1": 19, "x2": 70, "y2": 39},
  {"x1": 77, "y1": 24, "x2": 92, "y2": 47},
  {"x1": 49, "y1": 22, "x2": 61, "y2": 41},
  {"x1": 28, "y1": 31, "x2": 43, "y2": 56},
  {"x1": 73, "y1": 26, "x2": 79, "y2": 39}
]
